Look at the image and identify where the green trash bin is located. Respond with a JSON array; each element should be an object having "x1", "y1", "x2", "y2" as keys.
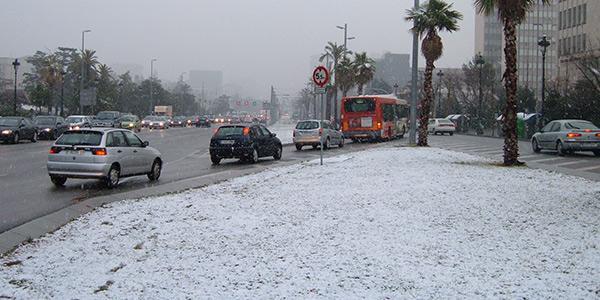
[{"x1": 517, "y1": 118, "x2": 526, "y2": 139}]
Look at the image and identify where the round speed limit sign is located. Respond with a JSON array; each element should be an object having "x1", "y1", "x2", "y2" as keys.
[{"x1": 312, "y1": 66, "x2": 330, "y2": 88}]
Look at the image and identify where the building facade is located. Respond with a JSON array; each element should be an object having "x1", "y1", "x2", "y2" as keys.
[
  {"x1": 374, "y1": 53, "x2": 411, "y2": 88},
  {"x1": 188, "y1": 70, "x2": 223, "y2": 100},
  {"x1": 475, "y1": 1, "x2": 558, "y2": 102},
  {"x1": 556, "y1": 0, "x2": 600, "y2": 85}
]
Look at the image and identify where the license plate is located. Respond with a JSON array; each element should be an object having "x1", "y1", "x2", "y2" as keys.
[
  {"x1": 220, "y1": 140, "x2": 235, "y2": 145},
  {"x1": 361, "y1": 117, "x2": 373, "y2": 128},
  {"x1": 66, "y1": 150, "x2": 85, "y2": 155}
]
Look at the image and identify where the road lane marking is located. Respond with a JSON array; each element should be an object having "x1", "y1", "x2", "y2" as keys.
[
  {"x1": 526, "y1": 157, "x2": 565, "y2": 163},
  {"x1": 575, "y1": 165, "x2": 600, "y2": 172},
  {"x1": 554, "y1": 160, "x2": 590, "y2": 167}
]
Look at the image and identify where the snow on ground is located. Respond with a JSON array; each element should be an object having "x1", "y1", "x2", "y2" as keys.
[
  {"x1": 1, "y1": 147, "x2": 599, "y2": 299},
  {"x1": 268, "y1": 122, "x2": 296, "y2": 144}
]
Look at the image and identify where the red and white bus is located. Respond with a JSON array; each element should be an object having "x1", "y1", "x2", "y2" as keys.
[{"x1": 341, "y1": 95, "x2": 409, "y2": 142}]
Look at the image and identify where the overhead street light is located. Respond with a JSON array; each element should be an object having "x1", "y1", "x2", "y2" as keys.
[
  {"x1": 80, "y1": 29, "x2": 91, "y2": 114},
  {"x1": 150, "y1": 58, "x2": 157, "y2": 114},
  {"x1": 12, "y1": 59, "x2": 20, "y2": 115},
  {"x1": 538, "y1": 35, "x2": 550, "y2": 131},
  {"x1": 475, "y1": 53, "x2": 485, "y2": 135}
]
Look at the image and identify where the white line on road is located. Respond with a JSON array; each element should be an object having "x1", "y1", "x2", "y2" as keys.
[
  {"x1": 575, "y1": 165, "x2": 600, "y2": 172},
  {"x1": 525, "y1": 157, "x2": 566, "y2": 163},
  {"x1": 554, "y1": 160, "x2": 590, "y2": 167}
]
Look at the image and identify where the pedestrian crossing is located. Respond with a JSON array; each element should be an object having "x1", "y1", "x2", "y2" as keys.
[{"x1": 429, "y1": 136, "x2": 600, "y2": 175}]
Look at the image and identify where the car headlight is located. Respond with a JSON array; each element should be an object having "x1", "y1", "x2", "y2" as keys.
[
  {"x1": 129, "y1": 123, "x2": 134, "y2": 127},
  {"x1": 72, "y1": 126, "x2": 80, "y2": 130},
  {"x1": 1, "y1": 130, "x2": 12, "y2": 135},
  {"x1": 159, "y1": 122, "x2": 164, "y2": 126},
  {"x1": 44, "y1": 128, "x2": 52, "y2": 132}
]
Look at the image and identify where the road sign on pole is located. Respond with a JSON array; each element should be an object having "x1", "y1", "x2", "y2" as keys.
[{"x1": 312, "y1": 66, "x2": 330, "y2": 88}]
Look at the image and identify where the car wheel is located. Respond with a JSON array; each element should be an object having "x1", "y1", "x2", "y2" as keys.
[
  {"x1": 312, "y1": 145, "x2": 318, "y2": 150},
  {"x1": 324, "y1": 138, "x2": 330, "y2": 150},
  {"x1": 13, "y1": 132, "x2": 19, "y2": 144},
  {"x1": 273, "y1": 145, "x2": 282, "y2": 160},
  {"x1": 147, "y1": 159, "x2": 162, "y2": 181},
  {"x1": 593, "y1": 150, "x2": 600, "y2": 157},
  {"x1": 295, "y1": 144, "x2": 302, "y2": 151},
  {"x1": 105, "y1": 165, "x2": 120, "y2": 188},
  {"x1": 556, "y1": 141, "x2": 566, "y2": 156},
  {"x1": 50, "y1": 175, "x2": 67, "y2": 187},
  {"x1": 31, "y1": 131, "x2": 37, "y2": 143},
  {"x1": 449, "y1": 132, "x2": 454, "y2": 136},
  {"x1": 211, "y1": 155, "x2": 221, "y2": 165},
  {"x1": 532, "y1": 139, "x2": 541, "y2": 153},
  {"x1": 339, "y1": 138, "x2": 344, "y2": 148},
  {"x1": 250, "y1": 147, "x2": 259, "y2": 163}
]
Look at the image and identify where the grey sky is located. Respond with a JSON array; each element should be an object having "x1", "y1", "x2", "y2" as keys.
[{"x1": 1, "y1": 0, "x2": 475, "y2": 98}]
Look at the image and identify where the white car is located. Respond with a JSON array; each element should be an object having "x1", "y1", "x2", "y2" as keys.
[
  {"x1": 428, "y1": 118, "x2": 456, "y2": 135},
  {"x1": 293, "y1": 120, "x2": 344, "y2": 150}
]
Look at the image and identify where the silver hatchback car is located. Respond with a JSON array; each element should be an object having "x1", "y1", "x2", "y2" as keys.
[
  {"x1": 293, "y1": 120, "x2": 344, "y2": 150},
  {"x1": 47, "y1": 128, "x2": 163, "y2": 187}
]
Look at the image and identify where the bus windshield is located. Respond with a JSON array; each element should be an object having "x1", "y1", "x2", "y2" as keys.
[{"x1": 344, "y1": 98, "x2": 375, "y2": 113}]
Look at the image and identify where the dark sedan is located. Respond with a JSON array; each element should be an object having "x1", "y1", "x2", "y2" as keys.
[
  {"x1": 34, "y1": 116, "x2": 68, "y2": 140},
  {"x1": 209, "y1": 124, "x2": 282, "y2": 165},
  {"x1": 0, "y1": 117, "x2": 38, "y2": 144},
  {"x1": 196, "y1": 116, "x2": 211, "y2": 128}
]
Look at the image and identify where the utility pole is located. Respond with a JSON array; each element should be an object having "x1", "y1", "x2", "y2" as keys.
[
  {"x1": 60, "y1": 70, "x2": 66, "y2": 116},
  {"x1": 12, "y1": 59, "x2": 20, "y2": 115},
  {"x1": 409, "y1": 0, "x2": 419, "y2": 145},
  {"x1": 80, "y1": 30, "x2": 91, "y2": 114},
  {"x1": 475, "y1": 53, "x2": 485, "y2": 135},
  {"x1": 150, "y1": 58, "x2": 157, "y2": 115}
]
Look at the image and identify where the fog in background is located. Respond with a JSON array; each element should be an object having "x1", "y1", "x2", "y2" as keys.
[{"x1": 1, "y1": 0, "x2": 475, "y2": 98}]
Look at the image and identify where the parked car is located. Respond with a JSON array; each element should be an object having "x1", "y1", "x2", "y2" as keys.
[
  {"x1": 428, "y1": 118, "x2": 456, "y2": 135},
  {"x1": 47, "y1": 128, "x2": 162, "y2": 187},
  {"x1": 209, "y1": 124, "x2": 282, "y2": 165},
  {"x1": 196, "y1": 116, "x2": 211, "y2": 128},
  {"x1": 118, "y1": 115, "x2": 141, "y2": 132},
  {"x1": 293, "y1": 120, "x2": 344, "y2": 151},
  {"x1": 93, "y1": 111, "x2": 121, "y2": 127},
  {"x1": 34, "y1": 116, "x2": 68, "y2": 140},
  {"x1": 65, "y1": 115, "x2": 93, "y2": 130},
  {"x1": 0, "y1": 116, "x2": 38, "y2": 144},
  {"x1": 531, "y1": 119, "x2": 600, "y2": 156},
  {"x1": 170, "y1": 116, "x2": 187, "y2": 127}
]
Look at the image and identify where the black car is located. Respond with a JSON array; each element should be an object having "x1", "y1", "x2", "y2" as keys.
[
  {"x1": 170, "y1": 116, "x2": 187, "y2": 127},
  {"x1": 0, "y1": 117, "x2": 38, "y2": 144},
  {"x1": 209, "y1": 124, "x2": 282, "y2": 165},
  {"x1": 34, "y1": 116, "x2": 68, "y2": 140},
  {"x1": 93, "y1": 111, "x2": 121, "y2": 127},
  {"x1": 196, "y1": 116, "x2": 211, "y2": 128}
]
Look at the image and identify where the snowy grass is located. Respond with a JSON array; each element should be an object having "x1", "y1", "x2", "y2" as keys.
[{"x1": 1, "y1": 147, "x2": 599, "y2": 298}]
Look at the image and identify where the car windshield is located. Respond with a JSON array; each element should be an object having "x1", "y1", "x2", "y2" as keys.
[
  {"x1": 0, "y1": 118, "x2": 19, "y2": 126},
  {"x1": 55, "y1": 131, "x2": 103, "y2": 146},
  {"x1": 97, "y1": 112, "x2": 118, "y2": 120},
  {"x1": 120, "y1": 116, "x2": 136, "y2": 122},
  {"x1": 65, "y1": 117, "x2": 83, "y2": 123},
  {"x1": 35, "y1": 117, "x2": 55, "y2": 125},
  {"x1": 344, "y1": 98, "x2": 375, "y2": 113},
  {"x1": 215, "y1": 126, "x2": 245, "y2": 137},
  {"x1": 564, "y1": 121, "x2": 598, "y2": 130},
  {"x1": 144, "y1": 116, "x2": 159, "y2": 121},
  {"x1": 296, "y1": 121, "x2": 319, "y2": 130}
]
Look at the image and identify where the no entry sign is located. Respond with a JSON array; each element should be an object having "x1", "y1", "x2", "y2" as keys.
[{"x1": 312, "y1": 66, "x2": 330, "y2": 88}]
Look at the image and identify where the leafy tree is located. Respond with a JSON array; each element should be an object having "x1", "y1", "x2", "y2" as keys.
[
  {"x1": 474, "y1": 0, "x2": 552, "y2": 165},
  {"x1": 171, "y1": 79, "x2": 196, "y2": 115},
  {"x1": 336, "y1": 56, "x2": 355, "y2": 98},
  {"x1": 211, "y1": 95, "x2": 231, "y2": 115},
  {"x1": 353, "y1": 52, "x2": 376, "y2": 95},
  {"x1": 95, "y1": 64, "x2": 118, "y2": 111},
  {"x1": 406, "y1": 0, "x2": 462, "y2": 146}
]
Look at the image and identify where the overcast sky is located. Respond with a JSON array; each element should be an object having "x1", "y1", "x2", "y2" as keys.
[{"x1": 1, "y1": 0, "x2": 476, "y2": 98}]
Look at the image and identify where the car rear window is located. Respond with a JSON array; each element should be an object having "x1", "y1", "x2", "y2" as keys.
[
  {"x1": 0, "y1": 118, "x2": 19, "y2": 126},
  {"x1": 439, "y1": 119, "x2": 454, "y2": 124},
  {"x1": 55, "y1": 131, "x2": 103, "y2": 146},
  {"x1": 215, "y1": 126, "x2": 245, "y2": 137},
  {"x1": 296, "y1": 121, "x2": 319, "y2": 130},
  {"x1": 564, "y1": 121, "x2": 598, "y2": 130},
  {"x1": 344, "y1": 98, "x2": 375, "y2": 113},
  {"x1": 35, "y1": 117, "x2": 55, "y2": 125}
]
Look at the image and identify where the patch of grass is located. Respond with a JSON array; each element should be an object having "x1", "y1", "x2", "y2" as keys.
[{"x1": 94, "y1": 280, "x2": 114, "y2": 294}]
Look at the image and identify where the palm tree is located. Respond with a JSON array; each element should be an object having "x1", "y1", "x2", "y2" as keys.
[
  {"x1": 406, "y1": 0, "x2": 462, "y2": 147},
  {"x1": 353, "y1": 52, "x2": 376, "y2": 95},
  {"x1": 319, "y1": 42, "x2": 347, "y2": 122},
  {"x1": 474, "y1": 0, "x2": 551, "y2": 166},
  {"x1": 336, "y1": 57, "x2": 355, "y2": 98}
]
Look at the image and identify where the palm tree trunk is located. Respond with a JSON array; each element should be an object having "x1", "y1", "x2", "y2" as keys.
[
  {"x1": 325, "y1": 91, "x2": 332, "y2": 121},
  {"x1": 357, "y1": 84, "x2": 363, "y2": 95},
  {"x1": 502, "y1": 19, "x2": 521, "y2": 166},
  {"x1": 333, "y1": 88, "x2": 339, "y2": 124},
  {"x1": 418, "y1": 59, "x2": 435, "y2": 146}
]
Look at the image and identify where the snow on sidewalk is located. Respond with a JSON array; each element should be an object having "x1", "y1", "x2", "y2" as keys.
[{"x1": 1, "y1": 148, "x2": 599, "y2": 298}]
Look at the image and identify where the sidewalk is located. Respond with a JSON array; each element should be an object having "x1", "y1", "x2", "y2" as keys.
[{"x1": 1, "y1": 147, "x2": 598, "y2": 298}]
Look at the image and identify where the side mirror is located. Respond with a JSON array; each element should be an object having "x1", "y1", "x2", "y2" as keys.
[
  {"x1": 539, "y1": 130, "x2": 545, "y2": 133},
  {"x1": 271, "y1": 133, "x2": 277, "y2": 137},
  {"x1": 142, "y1": 141, "x2": 149, "y2": 147},
  {"x1": 19, "y1": 124, "x2": 25, "y2": 128}
]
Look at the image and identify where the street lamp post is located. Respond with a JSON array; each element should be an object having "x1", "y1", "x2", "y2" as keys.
[
  {"x1": 475, "y1": 53, "x2": 485, "y2": 135},
  {"x1": 538, "y1": 35, "x2": 550, "y2": 131},
  {"x1": 60, "y1": 70, "x2": 66, "y2": 116},
  {"x1": 80, "y1": 29, "x2": 91, "y2": 114},
  {"x1": 12, "y1": 59, "x2": 20, "y2": 115},
  {"x1": 435, "y1": 70, "x2": 444, "y2": 118},
  {"x1": 409, "y1": 0, "x2": 420, "y2": 145},
  {"x1": 150, "y1": 58, "x2": 157, "y2": 115},
  {"x1": 336, "y1": 24, "x2": 356, "y2": 54}
]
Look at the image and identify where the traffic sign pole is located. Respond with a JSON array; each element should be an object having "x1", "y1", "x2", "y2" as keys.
[{"x1": 312, "y1": 66, "x2": 330, "y2": 166}]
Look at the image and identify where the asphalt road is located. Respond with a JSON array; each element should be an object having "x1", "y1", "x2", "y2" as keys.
[{"x1": 0, "y1": 127, "x2": 381, "y2": 233}]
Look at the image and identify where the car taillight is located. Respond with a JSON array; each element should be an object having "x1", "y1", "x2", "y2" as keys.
[
  {"x1": 377, "y1": 122, "x2": 382, "y2": 129},
  {"x1": 567, "y1": 132, "x2": 582, "y2": 138},
  {"x1": 596, "y1": 133, "x2": 600, "y2": 138},
  {"x1": 49, "y1": 146, "x2": 61, "y2": 154},
  {"x1": 92, "y1": 148, "x2": 107, "y2": 156},
  {"x1": 584, "y1": 129, "x2": 592, "y2": 133},
  {"x1": 343, "y1": 121, "x2": 349, "y2": 131},
  {"x1": 243, "y1": 127, "x2": 250, "y2": 136},
  {"x1": 319, "y1": 128, "x2": 323, "y2": 136}
]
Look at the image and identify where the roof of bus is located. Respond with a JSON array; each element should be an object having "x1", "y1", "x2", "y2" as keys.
[{"x1": 344, "y1": 94, "x2": 409, "y2": 105}]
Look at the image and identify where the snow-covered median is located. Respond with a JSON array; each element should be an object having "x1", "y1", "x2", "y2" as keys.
[{"x1": 1, "y1": 147, "x2": 599, "y2": 298}]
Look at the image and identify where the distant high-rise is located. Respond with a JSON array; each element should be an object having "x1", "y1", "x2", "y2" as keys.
[
  {"x1": 374, "y1": 53, "x2": 411, "y2": 88},
  {"x1": 475, "y1": 1, "x2": 557, "y2": 101},
  {"x1": 189, "y1": 70, "x2": 223, "y2": 99},
  {"x1": 557, "y1": 0, "x2": 599, "y2": 85}
]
